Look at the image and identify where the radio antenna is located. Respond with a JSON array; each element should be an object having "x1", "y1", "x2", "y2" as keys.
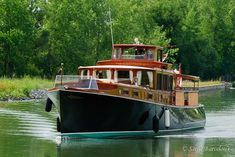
[{"x1": 108, "y1": 8, "x2": 114, "y2": 49}]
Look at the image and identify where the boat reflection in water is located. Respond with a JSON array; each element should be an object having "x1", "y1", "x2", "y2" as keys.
[{"x1": 57, "y1": 137, "x2": 206, "y2": 157}]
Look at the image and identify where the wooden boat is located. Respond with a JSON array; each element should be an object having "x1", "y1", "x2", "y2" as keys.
[{"x1": 45, "y1": 44, "x2": 206, "y2": 138}]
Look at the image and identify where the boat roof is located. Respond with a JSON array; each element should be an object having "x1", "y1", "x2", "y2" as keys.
[
  {"x1": 113, "y1": 44, "x2": 163, "y2": 50},
  {"x1": 79, "y1": 65, "x2": 200, "y2": 80},
  {"x1": 79, "y1": 65, "x2": 176, "y2": 74},
  {"x1": 79, "y1": 65, "x2": 154, "y2": 71}
]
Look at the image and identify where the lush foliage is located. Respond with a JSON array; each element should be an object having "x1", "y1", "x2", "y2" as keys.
[
  {"x1": 0, "y1": 0, "x2": 234, "y2": 80},
  {"x1": 0, "y1": 77, "x2": 53, "y2": 99}
]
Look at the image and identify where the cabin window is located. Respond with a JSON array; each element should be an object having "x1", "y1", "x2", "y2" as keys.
[
  {"x1": 134, "y1": 49, "x2": 145, "y2": 59},
  {"x1": 77, "y1": 79, "x2": 98, "y2": 90},
  {"x1": 157, "y1": 50, "x2": 162, "y2": 61},
  {"x1": 163, "y1": 75, "x2": 168, "y2": 90},
  {"x1": 95, "y1": 70, "x2": 111, "y2": 79},
  {"x1": 147, "y1": 50, "x2": 153, "y2": 60},
  {"x1": 118, "y1": 70, "x2": 129, "y2": 82},
  {"x1": 81, "y1": 69, "x2": 90, "y2": 78},
  {"x1": 168, "y1": 76, "x2": 173, "y2": 91},
  {"x1": 156, "y1": 74, "x2": 162, "y2": 90},
  {"x1": 113, "y1": 48, "x2": 121, "y2": 59},
  {"x1": 122, "y1": 48, "x2": 136, "y2": 59},
  {"x1": 156, "y1": 73, "x2": 173, "y2": 91},
  {"x1": 118, "y1": 70, "x2": 129, "y2": 79},
  {"x1": 136, "y1": 71, "x2": 153, "y2": 88},
  {"x1": 114, "y1": 70, "x2": 132, "y2": 84}
]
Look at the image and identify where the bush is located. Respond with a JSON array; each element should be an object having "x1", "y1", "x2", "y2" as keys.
[{"x1": 232, "y1": 81, "x2": 235, "y2": 87}]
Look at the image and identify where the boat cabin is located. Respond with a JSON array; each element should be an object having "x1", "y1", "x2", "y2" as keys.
[
  {"x1": 55, "y1": 44, "x2": 200, "y2": 107},
  {"x1": 78, "y1": 65, "x2": 199, "y2": 106},
  {"x1": 97, "y1": 44, "x2": 171, "y2": 69}
]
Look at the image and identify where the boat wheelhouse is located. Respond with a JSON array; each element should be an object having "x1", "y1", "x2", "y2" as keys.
[{"x1": 46, "y1": 44, "x2": 205, "y2": 138}]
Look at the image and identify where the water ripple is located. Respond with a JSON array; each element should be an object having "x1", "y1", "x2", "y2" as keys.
[{"x1": 0, "y1": 107, "x2": 57, "y2": 140}]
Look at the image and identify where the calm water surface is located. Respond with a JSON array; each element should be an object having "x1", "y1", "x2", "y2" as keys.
[{"x1": 0, "y1": 89, "x2": 235, "y2": 157}]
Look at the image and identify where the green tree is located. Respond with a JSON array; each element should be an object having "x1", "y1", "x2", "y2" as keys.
[
  {"x1": 42, "y1": 0, "x2": 111, "y2": 75},
  {"x1": 150, "y1": 0, "x2": 235, "y2": 80},
  {"x1": 0, "y1": 0, "x2": 36, "y2": 77},
  {"x1": 0, "y1": 0, "x2": 234, "y2": 80}
]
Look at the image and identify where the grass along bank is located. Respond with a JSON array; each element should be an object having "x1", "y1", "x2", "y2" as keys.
[
  {"x1": 199, "y1": 80, "x2": 223, "y2": 87},
  {"x1": 182, "y1": 80, "x2": 224, "y2": 87},
  {"x1": 0, "y1": 77, "x2": 53, "y2": 100}
]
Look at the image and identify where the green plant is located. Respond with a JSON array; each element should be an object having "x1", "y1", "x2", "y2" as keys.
[
  {"x1": 0, "y1": 77, "x2": 53, "y2": 100},
  {"x1": 232, "y1": 81, "x2": 235, "y2": 88}
]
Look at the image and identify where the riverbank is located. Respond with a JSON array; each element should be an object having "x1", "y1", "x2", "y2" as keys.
[
  {"x1": 0, "y1": 77, "x2": 53, "y2": 101},
  {"x1": 199, "y1": 81, "x2": 229, "y2": 91}
]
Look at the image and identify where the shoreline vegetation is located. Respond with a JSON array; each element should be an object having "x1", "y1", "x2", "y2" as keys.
[
  {"x1": 0, "y1": 77, "x2": 53, "y2": 101},
  {"x1": 0, "y1": 77, "x2": 233, "y2": 102}
]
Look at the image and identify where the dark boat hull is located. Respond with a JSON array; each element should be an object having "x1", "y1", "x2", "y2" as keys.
[{"x1": 48, "y1": 90, "x2": 206, "y2": 138}]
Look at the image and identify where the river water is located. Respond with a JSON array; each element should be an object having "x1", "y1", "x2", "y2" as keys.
[{"x1": 0, "y1": 89, "x2": 235, "y2": 157}]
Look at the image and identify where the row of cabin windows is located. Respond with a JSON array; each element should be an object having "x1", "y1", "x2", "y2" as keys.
[
  {"x1": 112, "y1": 48, "x2": 164, "y2": 61},
  {"x1": 81, "y1": 69, "x2": 173, "y2": 91},
  {"x1": 113, "y1": 48, "x2": 154, "y2": 60},
  {"x1": 81, "y1": 69, "x2": 153, "y2": 88}
]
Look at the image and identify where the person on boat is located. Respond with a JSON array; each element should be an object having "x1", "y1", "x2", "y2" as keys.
[
  {"x1": 133, "y1": 77, "x2": 138, "y2": 86},
  {"x1": 96, "y1": 71, "x2": 103, "y2": 79},
  {"x1": 135, "y1": 48, "x2": 145, "y2": 59}
]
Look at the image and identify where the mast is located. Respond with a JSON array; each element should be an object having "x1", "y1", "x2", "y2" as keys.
[{"x1": 108, "y1": 8, "x2": 114, "y2": 49}]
